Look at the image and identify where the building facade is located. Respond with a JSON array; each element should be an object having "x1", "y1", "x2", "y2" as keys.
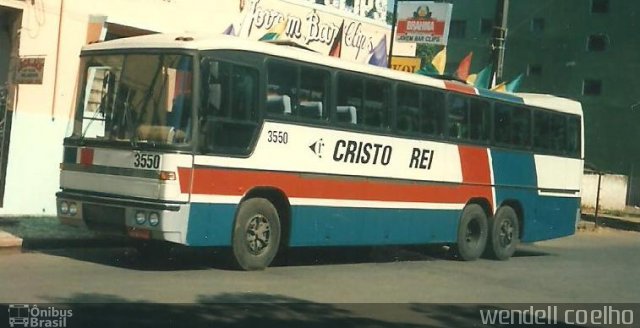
[{"x1": 443, "y1": 0, "x2": 640, "y2": 204}]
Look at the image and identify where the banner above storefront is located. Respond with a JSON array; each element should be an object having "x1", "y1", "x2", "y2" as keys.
[
  {"x1": 395, "y1": 1, "x2": 453, "y2": 45},
  {"x1": 237, "y1": 0, "x2": 393, "y2": 66}
]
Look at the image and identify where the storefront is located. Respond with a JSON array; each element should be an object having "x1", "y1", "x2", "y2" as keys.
[{"x1": 0, "y1": 0, "x2": 240, "y2": 215}]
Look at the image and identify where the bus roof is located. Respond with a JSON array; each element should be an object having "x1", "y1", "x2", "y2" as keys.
[{"x1": 82, "y1": 33, "x2": 583, "y2": 117}]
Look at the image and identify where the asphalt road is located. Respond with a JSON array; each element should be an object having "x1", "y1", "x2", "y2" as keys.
[{"x1": 0, "y1": 228, "x2": 638, "y2": 327}]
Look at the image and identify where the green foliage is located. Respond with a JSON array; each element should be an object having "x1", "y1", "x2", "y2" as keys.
[{"x1": 416, "y1": 44, "x2": 444, "y2": 68}]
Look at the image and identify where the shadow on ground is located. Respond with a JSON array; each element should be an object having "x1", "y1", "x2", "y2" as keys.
[
  {"x1": 36, "y1": 241, "x2": 551, "y2": 272},
  {"x1": 21, "y1": 292, "x2": 585, "y2": 328}
]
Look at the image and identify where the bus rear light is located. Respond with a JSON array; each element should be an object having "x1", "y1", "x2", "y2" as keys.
[{"x1": 159, "y1": 171, "x2": 176, "y2": 181}]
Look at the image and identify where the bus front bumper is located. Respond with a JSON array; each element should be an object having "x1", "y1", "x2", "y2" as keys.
[{"x1": 56, "y1": 191, "x2": 190, "y2": 245}]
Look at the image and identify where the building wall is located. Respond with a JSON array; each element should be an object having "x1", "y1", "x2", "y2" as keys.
[
  {"x1": 0, "y1": 0, "x2": 242, "y2": 215},
  {"x1": 581, "y1": 173, "x2": 628, "y2": 212}
]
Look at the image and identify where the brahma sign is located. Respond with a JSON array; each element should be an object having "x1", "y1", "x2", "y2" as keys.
[{"x1": 395, "y1": 1, "x2": 453, "y2": 45}]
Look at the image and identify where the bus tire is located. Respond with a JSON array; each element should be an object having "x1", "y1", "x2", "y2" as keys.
[
  {"x1": 232, "y1": 198, "x2": 281, "y2": 271},
  {"x1": 453, "y1": 204, "x2": 488, "y2": 261},
  {"x1": 486, "y1": 206, "x2": 520, "y2": 260}
]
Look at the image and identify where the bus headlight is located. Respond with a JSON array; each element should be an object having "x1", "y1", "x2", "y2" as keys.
[
  {"x1": 135, "y1": 211, "x2": 147, "y2": 225},
  {"x1": 148, "y1": 212, "x2": 160, "y2": 226},
  {"x1": 69, "y1": 203, "x2": 78, "y2": 215},
  {"x1": 60, "y1": 201, "x2": 69, "y2": 214}
]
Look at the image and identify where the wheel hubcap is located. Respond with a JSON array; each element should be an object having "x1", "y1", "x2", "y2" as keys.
[
  {"x1": 498, "y1": 220, "x2": 514, "y2": 248},
  {"x1": 245, "y1": 214, "x2": 270, "y2": 255},
  {"x1": 465, "y1": 218, "x2": 481, "y2": 245}
]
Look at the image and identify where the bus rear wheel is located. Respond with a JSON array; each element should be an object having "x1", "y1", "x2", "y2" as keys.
[
  {"x1": 232, "y1": 198, "x2": 281, "y2": 271},
  {"x1": 453, "y1": 204, "x2": 488, "y2": 261},
  {"x1": 485, "y1": 206, "x2": 520, "y2": 260}
]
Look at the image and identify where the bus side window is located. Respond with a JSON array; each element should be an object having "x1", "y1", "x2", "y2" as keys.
[
  {"x1": 533, "y1": 110, "x2": 551, "y2": 151},
  {"x1": 567, "y1": 116, "x2": 581, "y2": 157},
  {"x1": 364, "y1": 79, "x2": 390, "y2": 129},
  {"x1": 199, "y1": 59, "x2": 259, "y2": 154},
  {"x1": 512, "y1": 107, "x2": 531, "y2": 147},
  {"x1": 396, "y1": 85, "x2": 420, "y2": 133},
  {"x1": 448, "y1": 94, "x2": 469, "y2": 139},
  {"x1": 421, "y1": 89, "x2": 445, "y2": 137},
  {"x1": 336, "y1": 73, "x2": 362, "y2": 125},
  {"x1": 299, "y1": 67, "x2": 328, "y2": 121},
  {"x1": 266, "y1": 61, "x2": 296, "y2": 116},
  {"x1": 469, "y1": 98, "x2": 490, "y2": 142},
  {"x1": 494, "y1": 103, "x2": 511, "y2": 145}
]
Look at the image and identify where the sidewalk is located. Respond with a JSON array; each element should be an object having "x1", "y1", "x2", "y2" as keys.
[
  {"x1": 579, "y1": 209, "x2": 640, "y2": 232},
  {"x1": 0, "y1": 216, "x2": 127, "y2": 251}
]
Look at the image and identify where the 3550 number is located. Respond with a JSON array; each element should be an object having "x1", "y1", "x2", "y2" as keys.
[
  {"x1": 267, "y1": 130, "x2": 288, "y2": 144},
  {"x1": 134, "y1": 153, "x2": 161, "y2": 169}
]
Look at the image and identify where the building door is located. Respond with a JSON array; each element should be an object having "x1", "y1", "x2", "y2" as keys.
[{"x1": 0, "y1": 7, "x2": 21, "y2": 206}]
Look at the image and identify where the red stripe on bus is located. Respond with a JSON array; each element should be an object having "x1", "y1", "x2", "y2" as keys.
[
  {"x1": 444, "y1": 81, "x2": 477, "y2": 95},
  {"x1": 79, "y1": 148, "x2": 94, "y2": 166},
  {"x1": 458, "y1": 146, "x2": 492, "y2": 185},
  {"x1": 180, "y1": 166, "x2": 493, "y2": 206}
]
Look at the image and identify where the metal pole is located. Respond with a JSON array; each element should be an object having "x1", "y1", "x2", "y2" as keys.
[
  {"x1": 490, "y1": 0, "x2": 509, "y2": 86},
  {"x1": 594, "y1": 172, "x2": 602, "y2": 227},
  {"x1": 387, "y1": 0, "x2": 399, "y2": 68}
]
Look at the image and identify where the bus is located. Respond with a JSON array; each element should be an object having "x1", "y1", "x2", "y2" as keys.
[{"x1": 57, "y1": 33, "x2": 583, "y2": 270}]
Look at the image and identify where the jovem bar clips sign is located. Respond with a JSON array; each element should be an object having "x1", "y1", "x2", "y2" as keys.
[
  {"x1": 15, "y1": 57, "x2": 45, "y2": 84},
  {"x1": 395, "y1": 1, "x2": 453, "y2": 45}
]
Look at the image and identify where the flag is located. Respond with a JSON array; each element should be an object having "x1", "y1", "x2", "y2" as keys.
[
  {"x1": 454, "y1": 52, "x2": 473, "y2": 81},
  {"x1": 368, "y1": 35, "x2": 388, "y2": 67},
  {"x1": 472, "y1": 65, "x2": 493, "y2": 89},
  {"x1": 431, "y1": 47, "x2": 446, "y2": 75},
  {"x1": 491, "y1": 82, "x2": 507, "y2": 92},
  {"x1": 506, "y1": 73, "x2": 524, "y2": 92},
  {"x1": 259, "y1": 18, "x2": 287, "y2": 41},
  {"x1": 415, "y1": 47, "x2": 446, "y2": 76},
  {"x1": 329, "y1": 21, "x2": 344, "y2": 58},
  {"x1": 222, "y1": 24, "x2": 236, "y2": 36}
]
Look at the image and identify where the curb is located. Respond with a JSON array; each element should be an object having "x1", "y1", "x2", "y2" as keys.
[
  {"x1": 581, "y1": 214, "x2": 640, "y2": 232},
  {"x1": 0, "y1": 230, "x2": 23, "y2": 249}
]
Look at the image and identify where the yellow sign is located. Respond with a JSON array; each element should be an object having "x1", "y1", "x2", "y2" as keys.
[{"x1": 390, "y1": 56, "x2": 422, "y2": 73}]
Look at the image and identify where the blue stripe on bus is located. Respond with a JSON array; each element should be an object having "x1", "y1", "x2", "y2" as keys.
[
  {"x1": 491, "y1": 149, "x2": 577, "y2": 242},
  {"x1": 185, "y1": 202, "x2": 460, "y2": 247},
  {"x1": 186, "y1": 203, "x2": 236, "y2": 246},
  {"x1": 477, "y1": 89, "x2": 524, "y2": 103},
  {"x1": 491, "y1": 150, "x2": 537, "y2": 187},
  {"x1": 289, "y1": 206, "x2": 460, "y2": 246}
]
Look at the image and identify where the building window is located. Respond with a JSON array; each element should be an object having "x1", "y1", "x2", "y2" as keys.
[
  {"x1": 527, "y1": 64, "x2": 542, "y2": 76},
  {"x1": 480, "y1": 18, "x2": 493, "y2": 35},
  {"x1": 531, "y1": 18, "x2": 544, "y2": 33},
  {"x1": 591, "y1": 0, "x2": 609, "y2": 13},
  {"x1": 449, "y1": 20, "x2": 467, "y2": 39},
  {"x1": 583, "y1": 79, "x2": 602, "y2": 96},
  {"x1": 587, "y1": 34, "x2": 608, "y2": 51}
]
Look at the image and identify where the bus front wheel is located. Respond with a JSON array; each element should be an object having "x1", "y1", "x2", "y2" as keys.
[
  {"x1": 232, "y1": 198, "x2": 281, "y2": 271},
  {"x1": 485, "y1": 206, "x2": 520, "y2": 260},
  {"x1": 453, "y1": 204, "x2": 488, "y2": 261}
]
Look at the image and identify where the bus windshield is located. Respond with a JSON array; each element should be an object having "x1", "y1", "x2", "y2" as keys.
[{"x1": 74, "y1": 53, "x2": 193, "y2": 146}]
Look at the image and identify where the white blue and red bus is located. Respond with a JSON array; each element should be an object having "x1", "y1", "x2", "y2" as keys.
[{"x1": 57, "y1": 33, "x2": 583, "y2": 270}]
